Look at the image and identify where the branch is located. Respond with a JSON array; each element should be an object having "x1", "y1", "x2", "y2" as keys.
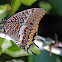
[
  {"x1": 34, "y1": 39, "x2": 62, "y2": 56},
  {"x1": 0, "y1": 32, "x2": 62, "y2": 56}
]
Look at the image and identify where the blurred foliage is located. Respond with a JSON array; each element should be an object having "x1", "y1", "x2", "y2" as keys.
[
  {"x1": 11, "y1": 0, "x2": 21, "y2": 11},
  {"x1": 0, "y1": 0, "x2": 62, "y2": 62},
  {"x1": 10, "y1": 0, "x2": 21, "y2": 16},
  {"x1": 5, "y1": 59, "x2": 24, "y2": 62},
  {"x1": 48, "y1": 0, "x2": 62, "y2": 16},
  {"x1": 0, "y1": 4, "x2": 11, "y2": 22},
  {"x1": 28, "y1": 50, "x2": 61, "y2": 62},
  {"x1": 21, "y1": 0, "x2": 37, "y2": 6}
]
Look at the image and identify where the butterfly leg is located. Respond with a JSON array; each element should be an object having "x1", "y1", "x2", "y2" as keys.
[
  {"x1": 26, "y1": 48, "x2": 30, "y2": 55},
  {"x1": 30, "y1": 48, "x2": 36, "y2": 55},
  {"x1": 30, "y1": 43, "x2": 39, "y2": 55},
  {"x1": 26, "y1": 44, "x2": 35, "y2": 55},
  {"x1": 33, "y1": 42, "x2": 39, "y2": 48},
  {"x1": 26, "y1": 44, "x2": 36, "y2": 55},
  {"x1": 27, "y1": 43, "x2": 39, "y2": 55}
]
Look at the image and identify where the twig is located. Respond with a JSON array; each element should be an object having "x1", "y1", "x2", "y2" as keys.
[{"x1": 34, "y1": 40, "x2": 62, "y2": 56}]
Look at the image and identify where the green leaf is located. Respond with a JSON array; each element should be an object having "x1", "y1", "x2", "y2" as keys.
[
  {"x1": 11, "y1": 0, "x2": 21, "y2": 11},
  {"x1": 8, "y1": 0, "x2": 21, "y2": 17},
  {"x1": 0, "y1": 37, "x2": 5, "y2": 55},
  {"x1": 39, "y1": 1, "x2": 52, "y2": 13},
  {"x1": 0, "y1": 37, "x2": 12, "y2": 55},
  {"x1": 21, "y1": 0, "x2": 37, "y2": 6},
  {"x1": 0, "y1": 4, "x2": 11, "y2": 23}
]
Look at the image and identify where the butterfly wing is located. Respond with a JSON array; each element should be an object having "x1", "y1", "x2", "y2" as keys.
[
  {"x1": 3, "y1": 8, "x2": 47, "y2": 50},
  {"x1": 18, "y1": 8, "x2": 47, "y2": 50}
]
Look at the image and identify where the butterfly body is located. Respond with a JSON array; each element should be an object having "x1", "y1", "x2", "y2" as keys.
[{"x1": 2, "y1": 8, "x2": 47, "y2": 54}]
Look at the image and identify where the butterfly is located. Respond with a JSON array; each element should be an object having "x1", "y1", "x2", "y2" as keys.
[{"x1": 1, "y1": 8, "x2": 47, "y2": 55}]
